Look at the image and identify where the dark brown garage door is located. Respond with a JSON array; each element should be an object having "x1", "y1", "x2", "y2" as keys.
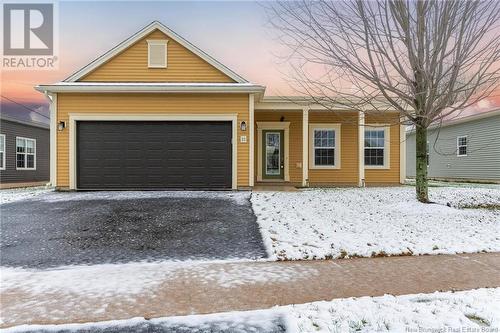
[{"x1": 77, "y1": 121, "x2": 232, "y2": 189}]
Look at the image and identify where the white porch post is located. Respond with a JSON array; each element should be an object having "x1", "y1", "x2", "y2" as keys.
[
  {"x1": 302, "y1": 106, "x2": 309, "y2": 187},
  {"x1": 358, "y1": 110, "x2": 365, "y2": 187},
  {"x1": 400, "y1": 117, "x2": 406, "y2": 184}
]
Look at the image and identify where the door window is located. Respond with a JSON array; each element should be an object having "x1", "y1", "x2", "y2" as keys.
[{"x1": 265, "y1": 132, "x2": 281, "y2": 176}]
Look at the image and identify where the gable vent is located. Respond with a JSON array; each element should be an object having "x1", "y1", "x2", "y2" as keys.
[{"x1": 147, "y1": 40, "x2": 167, "y2": 68}]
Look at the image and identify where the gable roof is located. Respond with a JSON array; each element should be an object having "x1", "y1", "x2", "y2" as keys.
[
  {"x1": 64, "y1": 21, "x2": 248, "y2": 83},
  {"x1": 406, "y1": 108, "x2": 500, "y2": 134},
  {"x1": 0, "y1": 114, "x2": 49, "y2": 129},
  {"x1": 0, "y1": 99, "x2": 50, "y2": 127}
]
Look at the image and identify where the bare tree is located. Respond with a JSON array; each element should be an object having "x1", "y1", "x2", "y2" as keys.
[{"x1": 267, "y1": 0, "x2": 500, "y2": 202}]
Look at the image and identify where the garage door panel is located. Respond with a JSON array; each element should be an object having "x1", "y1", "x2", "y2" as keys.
[{"x1": 77, "y1": 121, "x2": 232, "y2": 189}]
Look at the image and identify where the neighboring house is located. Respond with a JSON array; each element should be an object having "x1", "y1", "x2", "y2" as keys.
[
  {"x1": 0, "y1": 115, "x2": 50, "y2": 188},
  {"x1": 36, "y1": 21, "x2": 405, "y2": 191},
  {"x1": 406, "y1": 109, "x2": 500, "y2": 183}
]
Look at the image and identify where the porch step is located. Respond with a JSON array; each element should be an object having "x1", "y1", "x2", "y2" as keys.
[{"x1": 253, "y1": 183, "x2": 300, "y2": 192}]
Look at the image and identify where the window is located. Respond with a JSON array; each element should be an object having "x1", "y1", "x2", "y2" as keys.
[
  {"x1": 309, "y1": 124, "x2": 341, "y2": 169},
  {"x1": 457, "y1": 136, "x2": 467, "y2": 156},
  {"x1": 364, "y1": 126, "x2": 390, "y2": 168},
  {"x1": 147, "y1": 40, "x2": 167, "y2": 68},
  {"x1": 0, "y1": 134, "x2": 5, "y2": 170},
  {"x1": 16, "y1": 137, "x2": 36, "y2": 170},
  {"x1": 314, "y1": 129, "x2": 335, "y2": 166}
]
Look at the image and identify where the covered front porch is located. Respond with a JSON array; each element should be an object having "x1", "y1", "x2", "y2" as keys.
[{"x1": 251, "y1": 97, "x2": 405, "y2": 188}]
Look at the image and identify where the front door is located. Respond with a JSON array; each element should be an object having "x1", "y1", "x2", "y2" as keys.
[{"x1": 262, "y1": 130, "x2": 284, "y2": 180}]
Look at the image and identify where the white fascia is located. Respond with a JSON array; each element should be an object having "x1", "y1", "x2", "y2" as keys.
[{"x1": 35, "y1": 82, "x2": 265, "y2": 95}]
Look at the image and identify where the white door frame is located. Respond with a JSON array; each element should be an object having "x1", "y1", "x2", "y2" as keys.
[
  {"x1": 68, "y1": 113, "x2": 238, "y2": 190},
  {"x1": 256, "y1": 121, "x2": 290, "y2": 182}
]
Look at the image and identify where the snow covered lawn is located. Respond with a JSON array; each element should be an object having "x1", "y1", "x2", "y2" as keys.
[
  {"x1": 287, "y1": 288, "x2": 500, "y2": 333},
  {"x1": 252, "y1": 186, "x2": 500, "y2": 260},
  {"x1": 4, "y1": 288, "x2": 499, "y2": 332},
  {"x1": 0, "y1": 186, "x2": 53, "y2": 205}
]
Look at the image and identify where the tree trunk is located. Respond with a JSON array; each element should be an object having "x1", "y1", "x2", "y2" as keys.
[{"x1": 415, "y1": 125, "x2": 429, "y2": 203}]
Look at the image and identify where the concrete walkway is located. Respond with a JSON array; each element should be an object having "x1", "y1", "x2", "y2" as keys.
[{"x1": 1, "y1": 252, "x2": 499, "y2": 328}]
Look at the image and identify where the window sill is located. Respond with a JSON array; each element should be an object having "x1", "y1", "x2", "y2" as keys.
[
  {"x1": 365, "y1": 165, "x2": 390, "y2": 170},
  {"x1": 310, "y1": 165, "x2": 341, "y2": 170},
  {"x1": 16, "y1": 168, "x2": 36, "y2": 171}
]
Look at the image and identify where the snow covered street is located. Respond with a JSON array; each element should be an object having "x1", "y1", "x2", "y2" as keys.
[
  {"x1": 2, "y1": 252, "x2": 499, "y2": 329},
  {"x1": 3, "y1": 288, "x2": 499, "y2": 332},
  {"x1": 252, "y1": 186, "x2": 500, "y2": 260}
]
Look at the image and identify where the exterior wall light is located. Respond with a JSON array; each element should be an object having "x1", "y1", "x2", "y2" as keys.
[
  {"x1": 58, "y1": 121, "x2": 66, "y2": 131},
  {"x1": 240, "y1": 121, "x2": 247, "y2": 131}
]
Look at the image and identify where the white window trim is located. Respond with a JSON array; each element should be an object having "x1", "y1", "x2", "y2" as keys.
[
  {"x1": 457, "y1": 135, "x2": 467, "y2": 157},
  {"x1": 309, "y1": 124, "x2": 341, "y2": 169},
  {"x1": 364, "y1": 125, "x2": 390, "y2": 170},
  {"x1": 16, "y1": 136, "x2": 36, "y2": 170},
  {"x1": 0, "y1": 134, "x2": 5, "y2": 170},
  {"x1": 147, "y1": 40, "x2": 168, "y2": 68}
]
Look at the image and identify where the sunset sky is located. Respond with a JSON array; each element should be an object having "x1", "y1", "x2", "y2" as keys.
[
  {"x1": 1, "y1": 1, "x2": 289, "y2": 104},
  {"x1": 1, "y1": 0, "x2": 499, "y2": 120}
]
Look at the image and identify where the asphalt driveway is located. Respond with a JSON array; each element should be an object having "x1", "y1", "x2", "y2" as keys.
[{"x1": 0, "y1": 191, "x2": 267, "y2": 268}]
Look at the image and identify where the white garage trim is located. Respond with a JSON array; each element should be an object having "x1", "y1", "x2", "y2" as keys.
[
  {"x1": 46, "y1": 92, "x2": 57, "y2": 187},
  {"x1": 249, "y1": 94, "x2": 255, "y2": 187},
  {"x1": 69, "y1": 113, "x2": 238, "y2": 190}
]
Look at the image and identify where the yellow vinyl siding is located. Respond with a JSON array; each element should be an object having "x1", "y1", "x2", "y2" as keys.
[
  {"x1": 365, "y1": 113, "x2": 401, "y2": 184},
  {"x1": 80, "y1": 30, "x2": 235, "y2": 83},
  {"x1": 254, "y1": 111, "x2": 303, "y2": 184},
  {"x1": 309, "y1": 111, "x2": 359, "y2": 185},
  {"x1": 56, "y1": 93, "x2": 249, "y2": 188},
  {"x1": 254, "y1": 110, "x2": 362, "y2": 186}
]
